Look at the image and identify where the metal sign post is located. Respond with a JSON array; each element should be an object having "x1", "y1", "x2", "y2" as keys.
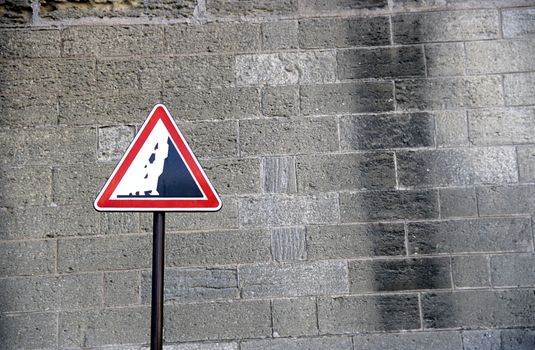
[{"x1": 94, "y1": 105, "x2": 221, "y2": 349}]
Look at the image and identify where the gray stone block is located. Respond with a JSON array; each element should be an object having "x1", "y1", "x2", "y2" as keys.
[
  {"x1": 164, "y1": 300, "x2": 271, "y2": 341},
  {"x1": 166, "y1": 23, "x2": 261, "y2": 54},
  {"x1": 296, "y1": 152, "x2": 396, "y2": 192},
  {"x1": 0, "y1": 240, "x2": 55, "y2": 277},
  {"x1": 397, "y1": 147, "x2": 518, "y2": 187},
  {"x1": 0, "y1": 127, "x2": 96, "y2": 166},
  {"x1": 164, "y1": 87, "x2": 260, "y2": 121},
  {"x1": 422, "y1": 290, "x2": 535, "y2": 328},
  {"x1": 242, "y1": 336, "x2": 352, "y2": 350},
  {"x1": 59, "y1": 92, "x2": 161, "y2": 126},
  {"x1": 0, "y1": 166, "x2": 52, "y2": 207},
  {"x1": 272, "y1": 297, "x2": 318, "y2": 337},
  {"x1": 0, "y1": 94, "x2": 58, "y2": 128},
  {"x1": 517, "y1": 145, "x2": 535, "y2": 183},
  {"x1": 97, "y1": 59, "x2": 141, "y2": 91},
  {"x1": 301, "y1": 82, "x2": 394, "y2": 115},
  {"x1": 166, "y1": 229, "x2": 271, "y2": 267},
  {"x1": 298, "y1": 17, "x2": 390, "y2": 49},
  {"x1": 466, "y1": 39, "x2": 535, "y2": 74},
  {"x1": 0, "y1": 273, "x2": 102, "y2": 312},
  {"x1": 104, "y1": 270, "x2": 140, "y2": 307},
  {"x1": 261, "y1": 86, "x2": 299, "y2": 117},
  {"x1": 59, "y1": 307, "x2": 150, "y2": 348},
  {"x1": 239, "y1": 193, "x2": 338, "y2": 227},
  {"x1": 307, "y1": 223, "x2": 405, "y2": 259},
  {"x1": 468, "y1": 108, "x2": 535, "y2": 145},
  {"x1": 178, "y1": 120, "x2": 238, "y2": 158},
  {"x1": 53, "y1": 163, "x2": 115, "y2": 205},
  {"x1": 301, "y1": 0, "x2": 387, "y2": 12},
  {"x1": 271, "y1": 226, "x2": 306, "y2": 261},
  {"x1": 0, "y1": 312, "x2": 57, "y2": 349},
  {"x1": 340, "y1": 190, "x2": 439, "y2": 222},
  {"x1": 0, "y1": 30, "x2": 60, "y2": 58},
  {"x1": 353, "y1": 331, "x2": 463, "y2": 350},
  {"x1": 503, "y1": 8, "x2": 535, "y2": 38},
  {"x1": 141, "y1": 268, "x2": 238, "y2": 304},
  {"x1": 58, "y1": 234, "x2": 152, "y2": 273},
  {"x1": 100, "y1": 212, "x2": 141, "y2": 235},
  {"x1": 339, "y1": 113, "x2": 434, "y2": 150},
  {"x1": 392, "y1": 0, "x2": 534, "y2": 10},
  {"x1": 236, "y1": 52, "x2": 336, "y2": 86},
  {"x1": 206, "y1": 0, "x2": 298, "y2": 16},
  {"x1": 164, "y1": 55, "x2": 235, "y2": 89},
  {"x1": 201, "y1": 158, "x2": 261, "y2": 195},
  {"x1": 318, "y1": 294, "x2": 420, "y2": 333},
  {"x1": 41, "y1": 0, "x2": 144, "y2": 19},
  {"x1": 349, "y1": 257, "x2": 451, "y2": 293},
  {"x1": 239, "y1": 260, "x2": 348, "y2": 298},
  {"x1": 145, "y1": 0, "x2": 196, "y2": 17},
  {"x1": 425, "y1": 43, "x2": 465, "y2": 77},
  {"x1": 393, "y1": 10, "x2": 499, "y2": 43},
  {"x1": 62, "y1": 26, "x2": 164, "y2": 57},
  {"x1": 504, "y1": 73, "x2": 535, "y2": 106},
  {"x1": 395, "y1": 76, "x2": 504, "y2": 110},
  {"x1": 408, "y1": 218, "x2": 533, "y2": 254},
  {"x1": 262, "y1": 21, "x2": 298, "y2": 50},
  {"x1": 477, "y1": 184, "x2": 535, "y2": 215},
  {"x1": 140, "y1": 197, "x2": 239, "y2": 232},
  {"x1": 452, "y1": 255, "x2": 490, "y2": 288},
  {"x1": 337, "y1": 46, "x2": 425, "y2": 80},
  {"x1": 239, "y1": 118, "x2": 338, "y2": 156},
  {"x1": 491, "y1": 253, "x2": 535, "y2": 287},
  {"x1": 161, "y1": 344, "x2": 238, "y2": 350},
  {"x1": 463, "y1": 329, "x2": 535, "y2": 350},
  {"x1": 262, "y1": 156, "x2": 297, "y2": 194},
  {"x1": 435, "y1": 110, "x2": 469, "y2": 147},
  {"x1": 439, "y1": 187, "x2": 478, "y2": 218}
]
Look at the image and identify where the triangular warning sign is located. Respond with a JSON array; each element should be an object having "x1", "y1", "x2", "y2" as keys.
[{"x1": 94, "y1": 104, "x2": 222, "y2": 212}]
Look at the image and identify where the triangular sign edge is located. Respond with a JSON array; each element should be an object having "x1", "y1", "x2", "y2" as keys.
[{"x1": 94, "y1": 104, "x2": 222, "y2": 212}]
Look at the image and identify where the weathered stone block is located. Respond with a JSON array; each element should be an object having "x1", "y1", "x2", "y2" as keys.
[
  {"x1": 395, "y1": 76, "x2": 504, "y2": 110},
  {"x1": 0, "y1": 59, "x2": 58, "y2": 96},
  {"x1": 206, "y1": 0, "x2": 297, "y2": 16},
  {"x1": 239, "y1": 261, "x2": 348, "y2": 298},
  {"x1": 97, "y1": 126, "x2": 134, "y2": 162},
  {"x1": 466, "y1": 39, "x2": 535, "y2": 74},
  {"x1": 517, "y1": 145, "x2": 535, "y2": 183},
  {"x1": 339, "y1": 113, "x2": 434, "y2": 150},
  {"x1": 100, "y1": 212, "x2": 141, "y2": 235},
  {"x1": 201, "y1": 158, "x2": 260, "y2": 195},
  {"x1": 338, "y1": 46, "x2": 425, "y2": 80},
  {"x1": 261, "y1": 86, "x2": 299, "y2": 117},
  {"x1": 0, "y1": 313, "x2": 57, "y2": 349},
  {"x1": 166, "y1": 229, "x2": 271, "y2": 267},
  {"x1": 239, "y1": 193, "x2": 338, "y2": 227},
  {"x1": 0, "y1": 0, "x2": 32, "y2": 25},
  {"x1": 491, "y1": 253, "x2": 535, "y2": 287},
  {"x1": 468, "y1": 108, "x2": 535, "y2": 145},
  {"x1": 242, "y1": 337, "x2": 352, "y2": 350},
  {"x1": 397, "y1": 147, "x2": 518, "y2": 187},
  {"x1": 0, "y1": 166, "x2": 52, "y2": 207},
  {"x1": 504, "y1": 73, "x2": 535, "y2": 106},
  {"x1": 463, "y1": 329, "x2": 535, "y2": 350},
  {"x1": 97, "y1": 59, "x2": 141, "y2": 91},
  {"x1": 59, "y1": 307, "x2": 150, "y2": 348},
  {"x1": 164, "y1": 300, "x2": 271, "y2": 341},
  {"x1": 239, "y1": 118, "x2": 338, "y2": 156},
  {"x1": 298, "y1": 17, "x2": 390, "y2": 49},
  {"x1": 393, "y1": 0, "x2": 534, "y2": 10},
  {"x1": 296, "y1": 152, "x2": 396, "y2": 192},
  {"x1": 262, "y1": 21, "x2": 298, "y2": 50},
  {"x1": 425, "y1": 43, "x2": 465, "y2": 76},
  {"x1": 422, "y1": 290, "x2": 535, "y2": 329},
  {"x1": 503, "y1": 8, "x2": 535, "y2": 38},
  {"x1": 452, "y1": 255, "x2": 490, "y2": 288},
  {"x1": 167, "y1": 23, "x2": 261, "y2": 54},
  {"x1": 164, "y1": 87, "x2": 260, "y2": 121},
  {"x1": 272, "y1": 297, "x2": 317, "y2": 337},
  {"x1": 439, "y1": 187, "x2": 478, "y2": 218},
  {"x1": 178, "y1": 120, "x2": 238, "y2": 158},
  {"x1": 476, "y1": 185, "x2": 535, "y2": 216},
  {"x1": 408, "y1": 218, "x2": 532, "y2": 254},
  {"x1": 0, "y1": 240, "x2": 55, "y2": 277},
  {"x1": 339, "y1": 190, "x2": 439, "y2": 222},
  {"x1": 164, "y1": 55, "x2": 235, "y2": 89},
  {"x1": 349, "y1": 257, "x2": 451, "y2": 293},
  {"x1": 262, "y1": 157, "x2": 297, "y2": 194},
  {"x1": 393, "y1": 10, "x2": 499, "y2": 43},
  {"x1": 104, "y1": 270, "x2": 140, "y2": 307},
  {"x1": 53, "y1": 163, "x2": 114, "y2": 206},
  {"x1": 141, "y1": 268, "x2": 238, "y2": 304},
  {"x1": 301, "y1": 0, "x2": 387, "y2": 12},
  {"x1": 435, "y1": 110, "x2": 469, "y2": 147},
  {"x1": 301, "y1": 82, "x2": 394, "y2": 115},
  {"x1": 0, "y1": 30, "x2": 60, "y2": 58},
  {"x1": 0, "y1": 94, "x2": 58, "y2": 128},
  {"x1": 353, "y1": 331, "x2": 463, "y2": 350},
  {"x1": 145, "y1": 0, "x2": 196, "y2": 17},
  {"x1": 271, "y1": 227, "x2": 306, "y2": 261},
  {"x1": 318, "y1": 294, "x2": 420, "y2": 333},
  {"x1": 58, "y1": 234, "x2": 152, "y2": 272},
  {"x1": 307, "y1": 223, "x2": 405, "y2": 259},
  {"x1": 236, "y1": 52, "x2": 336, "y2": 86}
]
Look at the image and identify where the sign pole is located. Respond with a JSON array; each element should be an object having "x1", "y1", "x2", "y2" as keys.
[{"x1": 151, "y1": 211, "x2": 165, "y2": 350}]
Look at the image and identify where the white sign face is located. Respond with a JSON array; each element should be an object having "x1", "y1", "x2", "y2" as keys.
[{"x1": 94, "y1": 104, "x2": 221, "y2": 212}]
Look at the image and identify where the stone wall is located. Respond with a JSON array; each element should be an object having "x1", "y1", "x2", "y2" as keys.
[{"x1": 2, "y1": 0, "x2": 535, "y2": 349}]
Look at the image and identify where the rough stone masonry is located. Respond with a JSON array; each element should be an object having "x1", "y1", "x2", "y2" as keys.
[{"x1": 2, "y1": 0, "x2": 535, "y2": 349}]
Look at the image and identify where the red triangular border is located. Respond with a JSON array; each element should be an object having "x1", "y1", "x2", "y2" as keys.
[{"x1": 94, "y1": 104, "x2": 222, "y2": 212}]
